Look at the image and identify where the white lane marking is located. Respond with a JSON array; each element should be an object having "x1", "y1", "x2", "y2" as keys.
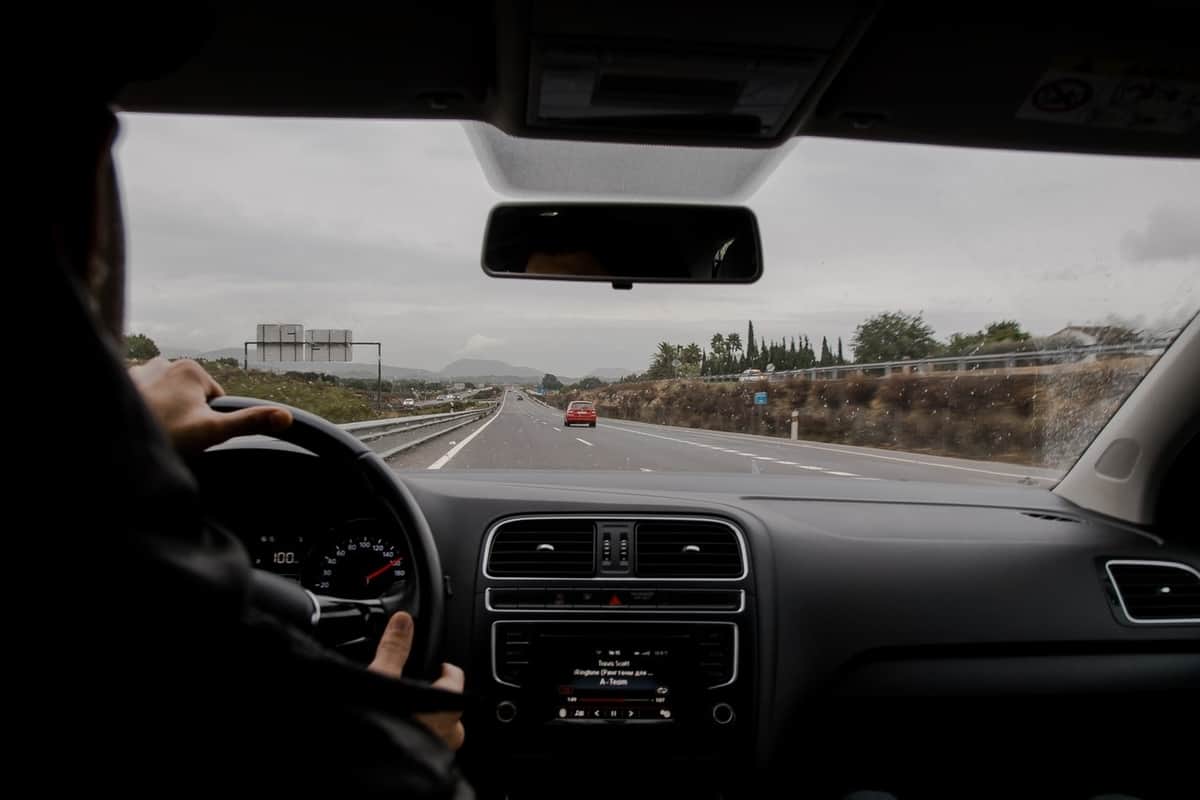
[
  {"x1": 553, "y1": 427, "x2": 562, "y2": 432},
  {"x1": 575, "y1": 437, "x2": 593, "y2": 447},
  {"x1": 428, "y1": 392, "x2": 506, "y2": 469},
  {"x1": 735, "y1": 452, "x2": 756, "y2": 457},
  {"x1": 752, "y1": 456, "x2": 776, "y2": 461},
  {"x1": 796, "y1": 465, "x2": 824, "y2": 471},
  {"x1": 777, "y1": 461, "x2": 798, "y2": 465},
  {"x1": 640, "y1": 467, "x2": 654, "y2": 472},
  {"x1": 854, "y1": 477, "x2": 882, "y2": 481},
  {"x1": 604, "y1": 421, "x2": 1056, "y2": 481},
  {"x1": 827, "y1": 470, "x2": 859, "y2": 477}
]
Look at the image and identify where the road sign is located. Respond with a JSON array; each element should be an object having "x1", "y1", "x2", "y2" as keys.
[
  {"x1": 256, "y1": 323, "x2": 304, "y2": 362},
  {"x1": 754, "y1": 391, "x2": 768, "y2": 405},
  {"x1": 306, "y1": 328, "x2": 353, "y2": 361},
  {"x1": 766, "y1": 363, "x2": 776, "y2": 373}
]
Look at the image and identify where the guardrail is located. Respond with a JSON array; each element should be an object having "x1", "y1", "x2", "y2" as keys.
[
  {"x1": 340, "y1": 403, "x2": 497, "y2": 459},
  {"x1": 694, "y1": 342, "x2": 1168, "y2": 384}
]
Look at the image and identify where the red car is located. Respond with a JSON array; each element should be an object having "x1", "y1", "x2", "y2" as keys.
[{"x1": 563, "y1": 401, "x2": 597, "y2": 428}]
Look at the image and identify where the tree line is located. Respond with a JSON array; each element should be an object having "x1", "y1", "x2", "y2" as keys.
[
  {"x1": 624, "y1": 312, "x2": 1137, "y2": 381},
  {"x1": 637, "y1": 319, "x2": 848, "y2": 380}
]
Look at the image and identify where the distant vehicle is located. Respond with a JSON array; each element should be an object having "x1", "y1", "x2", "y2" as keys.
[
  {"x1": 515, "y1": 395, "x2": 523, "y2": 401},
  {"x1": 738, "y1": 368, "x2": 767, "y2": 383},
  {"x1": 402, "y1": 398, "x2": 415, "y2": 407},
  {"x1": 564, "y1": 400, "x2": 597, "y2": 428}
]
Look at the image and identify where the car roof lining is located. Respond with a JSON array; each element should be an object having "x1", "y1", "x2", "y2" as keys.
[{"x1": 109, "y1": 3, "x2": 1198, "y2": 160}]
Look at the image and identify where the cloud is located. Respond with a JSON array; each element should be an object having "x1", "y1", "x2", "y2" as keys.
[
  {"x1": 459, "y1": 334, "x2": 505, "y2": 354},
  {"x1": 1121, "y1": 207, "x2": 1200, "y2": 262},
  {"x1": 115, "y1": 112, "x2": 1198, "y2": 377}
]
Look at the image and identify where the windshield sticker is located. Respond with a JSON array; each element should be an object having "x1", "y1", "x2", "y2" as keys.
[{"x1": 1017, "y1": 60, "x2": 1198, "y2": 134}]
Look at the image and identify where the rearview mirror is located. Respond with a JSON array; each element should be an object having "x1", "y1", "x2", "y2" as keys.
[{"x1": 481, "y1": 203, "x2": 762, "y2": 288}]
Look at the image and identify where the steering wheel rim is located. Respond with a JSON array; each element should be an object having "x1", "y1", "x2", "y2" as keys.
[{"x1": 210, "y1": 395, "x2": 444, "y2": 678}]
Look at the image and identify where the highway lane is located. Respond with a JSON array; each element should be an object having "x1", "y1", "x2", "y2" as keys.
[{"x1": 387, "y1": 390, "x2": 1062, "y2": 487}]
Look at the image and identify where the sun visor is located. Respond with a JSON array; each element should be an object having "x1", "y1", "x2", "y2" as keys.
[{"x1": 464, "y1": 121, "x2": 793, "y2": 202}]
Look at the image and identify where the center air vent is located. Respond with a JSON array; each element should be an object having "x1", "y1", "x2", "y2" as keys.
[
  {"x1": 1106, "y1": 560, "x2": 1200, "y2": 623},
  {"x1": 487, "y1": 519, "x2": 595, "y2": 577},
  {"x1": 636, "y1": 521, "x2": 744, "y2": 578}
]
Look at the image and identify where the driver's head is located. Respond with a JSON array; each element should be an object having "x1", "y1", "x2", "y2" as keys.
[{"x1": 48, "y1": 106, "x2": 125, "y2": 346}]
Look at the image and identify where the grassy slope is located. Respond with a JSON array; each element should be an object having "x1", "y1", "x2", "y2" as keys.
[
  {"x1": 556, "y1": 359, "x2": 1150, "y2": 468},
  {"x1": 204, "y1": 364, "x2": 384, "y2": 424}
]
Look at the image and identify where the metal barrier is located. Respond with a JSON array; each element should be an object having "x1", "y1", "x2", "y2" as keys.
[
  {"x1": 340, "y1": 404, "x2": 497, "y2": 459},
  {"x1": 694, "y1": 342, "x2": 1167, "y2": 384}
]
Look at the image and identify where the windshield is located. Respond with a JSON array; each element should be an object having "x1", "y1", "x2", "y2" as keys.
[{"x1": 117, "y1": 114, "x2": 1198, "y2": 487}]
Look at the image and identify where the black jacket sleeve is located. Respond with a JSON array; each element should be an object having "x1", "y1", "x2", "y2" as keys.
[{"x1": 36, "y1": 238, "x2": 473, "y2": 798}]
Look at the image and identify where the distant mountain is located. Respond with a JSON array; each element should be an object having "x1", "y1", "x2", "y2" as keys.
[
  {"x1": 160, "y1": 347, "x2": 584, "y2": 385},
  {"x1": 584, "y1": 367, "x2": 637, "y2": 381},
  {"x1": 440, "y1": 358, "x2": 544, "y2": 379},
  {"x1": 159, "y1": 346, "x2": 245, "y2": 361}
]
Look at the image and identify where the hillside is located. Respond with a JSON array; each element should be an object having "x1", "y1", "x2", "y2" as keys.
[
  {"x1": 200, "y1": 363, "x2": 386, "y2": 423},
  {"x1": 440, "y1": 358, "x2": 544, "y2": 379},
  {"x1": 161, "y1": 346, "x2": 567, "y2": 383},
  {"x1": 555, "y1": 358, "x2": 1152, "y2": 468}
]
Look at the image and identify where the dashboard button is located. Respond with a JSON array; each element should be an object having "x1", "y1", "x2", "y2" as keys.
[
  {"x1": 546, "y1": 589, "x2": 573, "y2": 608},
  {"x1": 628, "y1": 589, "x2": 657, "y2": 607},
  {"x1": 496, "y1": 701, "x2": 518, "y2": 723},
  {"x1": 573, "y1": 589, "x2": 601, "y2": 607},
  {"x1": 489, "y1": 589, "x2": 520, "y2": 609},
  {"x1": 712, "y1": 703, "x2": 736, "y2": 725},
  {"x1": 518, "y1": 589, "x2": 548, "y2": 608}
]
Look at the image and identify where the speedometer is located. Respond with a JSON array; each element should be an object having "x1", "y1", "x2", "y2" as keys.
[{"x1": 302, "y1": 520, "x2": 409, "y2": 599}]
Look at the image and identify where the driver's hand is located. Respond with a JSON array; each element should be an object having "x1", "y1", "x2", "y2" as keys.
[
  {"x1": 129, "y1": 357, "x2": 292, "y2": 452},
  {"x1": 369, "y1": 611, "x2": 466, "y2": 752}
]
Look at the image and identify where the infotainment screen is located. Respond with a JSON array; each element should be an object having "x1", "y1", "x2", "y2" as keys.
[
  {"x1": 494, "y1": 622, "x2": 737, "y2": 726},
  {"x1": 554, "y1": 641, "x2": 675, "y2": 721},
  {"x1": 535, "y1": 631, "x2": 697, "y2": 723}
]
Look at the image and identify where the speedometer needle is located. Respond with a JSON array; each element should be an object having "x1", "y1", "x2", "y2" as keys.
[{"x1": 365, "y1": 558, "x2": 403, "y2": 584}]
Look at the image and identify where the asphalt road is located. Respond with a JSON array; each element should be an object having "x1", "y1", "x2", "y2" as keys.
[{"x1": 385, "y1": 390, "x2": 1062, "y2": 487}]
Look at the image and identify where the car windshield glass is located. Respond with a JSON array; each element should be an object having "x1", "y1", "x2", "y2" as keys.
[{"x1": 118, "y1": 114, "x2": 1198, "y2": 486}]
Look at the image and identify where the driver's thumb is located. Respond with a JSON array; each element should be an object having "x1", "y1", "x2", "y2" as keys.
[
  {"x1": 213, "y1": 406, "x2": 293, "y2": 441},
  {"x1": 368, "y1": 611, "x2": 414, "y2": 678}
]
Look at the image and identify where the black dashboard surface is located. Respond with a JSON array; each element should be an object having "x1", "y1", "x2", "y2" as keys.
[{"x1": 198, "y1": 447, "x2": 1200, "y2": 796}]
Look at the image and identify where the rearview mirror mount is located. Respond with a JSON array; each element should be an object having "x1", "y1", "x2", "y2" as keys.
[{"x1": 481, "y1": 203, "x2": 763, "y2": 289}]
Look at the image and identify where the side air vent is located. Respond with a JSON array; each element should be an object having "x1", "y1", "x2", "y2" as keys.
[
  {"x1": 1021, "y1": 511, "x2": 1081, "y2": 524},
  {"x1": 636, "y1": 521, "x2": 744, "y2": 578},
  {"x1": 487, "y1": 519, "x2": 595, "y2": 577},
  {"x1": 1106, "y1": 561, "x2": 1200, "y2": 623}
]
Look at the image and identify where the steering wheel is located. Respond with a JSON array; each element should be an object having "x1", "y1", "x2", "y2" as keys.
[{"x1": 210, "y1": 396, "x2": 444, "y2": 678}]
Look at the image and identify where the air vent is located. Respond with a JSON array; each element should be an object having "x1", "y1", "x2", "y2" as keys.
[
  {"x1": 636, "y1": 521, "x2": 744, "y2": 578},
  {"x1": 487, "y1": 519, "x2": 595, "y2": 577},
  {"x1": 1021, "y1": 511, "x2": 1081, "y2": 524},
  {"x1": 1106, "y1": 561, "x2": 1200, "y2": 623}
]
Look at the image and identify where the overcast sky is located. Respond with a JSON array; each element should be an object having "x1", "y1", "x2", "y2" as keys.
[{"x1": 116, "y1": 113, "x2": 1198, "y2": 376}]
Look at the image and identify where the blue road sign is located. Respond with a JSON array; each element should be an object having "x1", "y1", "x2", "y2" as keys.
[{"x1": 754, "y1": 391, "x2": 768, "y2": 405}]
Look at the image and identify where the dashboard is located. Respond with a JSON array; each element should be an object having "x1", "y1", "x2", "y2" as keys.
[{"x1": 196, "y1": 443, "x2": 1200, "y2": 799}]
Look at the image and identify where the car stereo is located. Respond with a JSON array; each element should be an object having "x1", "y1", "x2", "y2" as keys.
[{"x1": 493, "y1": 621, "x2": 737, "y2": 725}]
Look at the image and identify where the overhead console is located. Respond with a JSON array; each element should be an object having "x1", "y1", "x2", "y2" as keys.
[
  {"x1": 518, "y1": 2, "x2": 874, "y2": 146},
  {"x1": 471, "y1": 515, "x2": 756, "y2": 794}
]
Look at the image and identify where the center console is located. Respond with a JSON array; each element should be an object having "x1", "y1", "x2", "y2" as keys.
[{"x1": 470, "y1": 516, "x2": 755, "y2": 797}]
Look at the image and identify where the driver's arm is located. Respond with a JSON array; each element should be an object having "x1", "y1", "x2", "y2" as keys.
[{"x1": 130, "y1": 355, "x2": 468, "y2": 752}]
